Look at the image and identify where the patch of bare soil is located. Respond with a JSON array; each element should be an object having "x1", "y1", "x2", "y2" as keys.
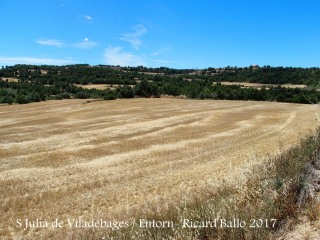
[
  {"x1": 214, "y1": 81, "x2": 307, "y2": 89},
  {"x1": 1, "y1": 77, "x2": 19, "y2": 82},
  {"x1": 74, "y1": 84, "x2": 134, "y2": 90},
  {"x1": 74, "y1": 84, "x2": 110, "y2": 90}
]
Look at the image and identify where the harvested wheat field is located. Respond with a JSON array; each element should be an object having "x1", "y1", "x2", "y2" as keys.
[
  {"x1": 74, "y1": 84, "x2": 110, "y2": 90},
  {"x1": 215, "y1": 81, "x2": 308, "y2": 89},
  {"x1": 0, "y1": 98, "x2": 319, "y2": 238}
]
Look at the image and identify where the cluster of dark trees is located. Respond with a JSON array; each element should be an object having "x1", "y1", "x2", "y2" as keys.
[
  {"x1": 0, "y1": 64, "x2": 320, "y2": 104},
  {"x1": 158, "y1": 79, "x2": 319, "y2": 103},
  {"x1": 122, "y1": 65, "x2": 196, "y2": 75},
  {"x1": 206, "y1": 66, "x2": 320, "y2": 85}
]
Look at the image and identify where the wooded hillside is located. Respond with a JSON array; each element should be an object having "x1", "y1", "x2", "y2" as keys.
[{"x1": 1, "y1": 64, "x2": 320, "y2": 104}]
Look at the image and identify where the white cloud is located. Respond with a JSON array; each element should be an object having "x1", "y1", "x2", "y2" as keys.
[
  {"x1": 37, "y1": 38, "x2": 98, "y2": 49},
  {"x1": 104, "y1": 47, "x2": 146, "y2": 67},
  {"x1": 0, "y1": 57, "x2": 78, "y2": 65},
  {"x1": 83, "y1": 15, "x2": 93, "y2": 23},
  {"x1": 37, "y1": 39, "x2": 65, "y2": 47},
  {"x1": 120, "y1": 24, "x2": 147, "y2": 50},
  {"x1": 73, "y1": 38, "x2": 99, "y2": 49}
]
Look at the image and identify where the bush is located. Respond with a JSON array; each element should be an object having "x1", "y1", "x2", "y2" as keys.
[
  {"x1": 0, "y1": 96, "x2": 14, "y2": 104},
  {"x1": 103, "y1": 92, "x2": 117, "y2": 100},
  {"x1": 134, "y1": 80, "x2": 160, "y2": 98},
  {"x1": 75, "y1": 92, "x2": 90, "y2": 99},
  {"x1": 117, "y1": 86, "x2": 134, "y2": 98},
  {"x1": 15, "y1": 94, "x2": 30, "y2": 104}
]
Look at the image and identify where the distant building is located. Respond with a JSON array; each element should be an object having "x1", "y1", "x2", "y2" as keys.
[{"x1": 250, "y1": 65, "x2": 260, "y2": 70}]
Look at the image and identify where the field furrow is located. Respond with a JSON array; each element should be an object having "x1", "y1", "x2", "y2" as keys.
[{"x1": 0, "y1": 98, "x2": 319, "y2": 237}]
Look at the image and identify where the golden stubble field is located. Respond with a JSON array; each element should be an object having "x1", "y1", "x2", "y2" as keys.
[
  {"x1": 0, "y1": 98, "x2": 319, "y2": 238},
  {"x1": 213, "y1": 81, "x2": 308, "y2": 89}
]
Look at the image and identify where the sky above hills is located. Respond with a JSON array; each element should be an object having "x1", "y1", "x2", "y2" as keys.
[{"x1": 1, "y1": 0, "x2": 320, "y2": 68}]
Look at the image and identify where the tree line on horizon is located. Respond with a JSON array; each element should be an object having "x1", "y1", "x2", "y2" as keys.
[{"x1": 0, "y1": 64, "x2": 319, "y2": 104}]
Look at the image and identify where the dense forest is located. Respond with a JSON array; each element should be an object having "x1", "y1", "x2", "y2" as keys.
[
  {"x1": 0, "y1": 64, "x2": 320, "y2": 104},
  {"x1": 207, "y1": 66, "x2": 320, "y2": 85}
]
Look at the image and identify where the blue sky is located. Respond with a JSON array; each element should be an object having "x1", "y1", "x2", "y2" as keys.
[{"x1": 1, "y1": 0, "x2": 320, "y2": 68}]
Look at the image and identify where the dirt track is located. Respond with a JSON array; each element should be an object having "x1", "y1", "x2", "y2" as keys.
[{"x1": 0, "y1": 98, "x2": 319, "y2": 236}]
